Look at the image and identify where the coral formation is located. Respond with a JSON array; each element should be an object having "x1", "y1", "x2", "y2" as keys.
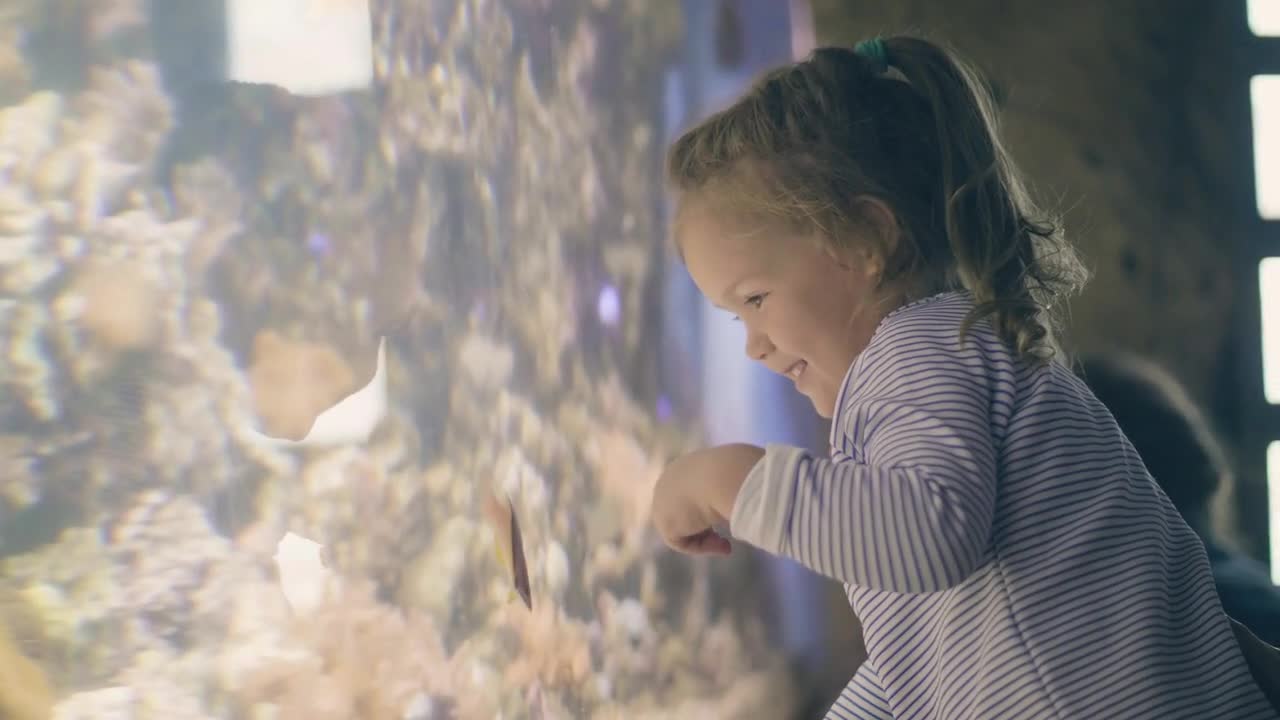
[
  {"x1": 226, "y1": 579, "x2": 470, "y2": 720},
  {"x1": 61, "y1": 260, "x2": 162, "y2": 353},
  {"x1": 0, "y1": 619, "x2": 54, "y2": 720}
]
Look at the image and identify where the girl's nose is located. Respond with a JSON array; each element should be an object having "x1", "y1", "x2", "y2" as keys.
[{"x1": 745, "y1": 327, "x2": 775, "y2": 361}]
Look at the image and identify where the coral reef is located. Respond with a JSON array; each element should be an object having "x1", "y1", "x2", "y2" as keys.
[
  {"x1": 224, "y1": 579, "x2": 472, "y2": 720},
  {"x1": 0, "y1": 59, "x2": 253, "y2": 508},
  {"x1": 0, "y1": 618, "x2": 54, "y2": 720},
  {"x1": 0, "y1": 0, "x2": 798, "y2": 718}
]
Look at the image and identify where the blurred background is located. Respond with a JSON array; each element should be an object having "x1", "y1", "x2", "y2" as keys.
[{"x1": 0, "y1": 1, "x2": 1277, "y2": 718}]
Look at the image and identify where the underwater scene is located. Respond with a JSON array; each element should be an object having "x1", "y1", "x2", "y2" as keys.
[{"x1": 0, "y1": 0, "x2": 802, "y2": 718}]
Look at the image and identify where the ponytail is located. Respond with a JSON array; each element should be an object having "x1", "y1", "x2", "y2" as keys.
[{"x1": 879, "y1": 36, "x2": 1087, "y2": 361}]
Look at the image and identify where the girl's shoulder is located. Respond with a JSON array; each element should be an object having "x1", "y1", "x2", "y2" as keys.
[
  {"x1": 874, "y1": 290, "x2": 976, "y2": 342},
  {"x1": 843, "y1": 290, "x2": 1009, "y2": 401},
  {"x1": 858, "y1": 291, "x2": 985, "y2": 367}
]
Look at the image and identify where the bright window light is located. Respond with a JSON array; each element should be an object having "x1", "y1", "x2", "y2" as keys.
[
  {"x1": 1263, "y1": 258, "x2": 1280, "y2": 404},
  {"x1": 1271, "y1": 442, "x2": 1280, "y2": 582},
  {"x1": 1251, "y1": 0, "x2": 1280, "y2": 36},
  {"x1": 226, "y1": 0, "x2": 373, "y2": 96},
  {"x1": 1252, "y1": 77, "x2": 1280, "y2": 219}
]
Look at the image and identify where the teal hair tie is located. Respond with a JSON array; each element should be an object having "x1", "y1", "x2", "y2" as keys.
[{"x1": 854, "y1": 38, "x2": 889, "y2": 74}]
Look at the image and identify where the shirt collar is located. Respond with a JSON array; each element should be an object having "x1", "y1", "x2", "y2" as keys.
[
  {"x1": 828, "y1": 359, "x2": 858, "y2": 449},
  {"x1": 826, "y1": 290, "x2": 966, "y2": 449}
]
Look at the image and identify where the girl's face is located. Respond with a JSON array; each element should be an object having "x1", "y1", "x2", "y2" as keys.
[{"x1": 678, "y1": 198, "x2": 900, "y2": 418}]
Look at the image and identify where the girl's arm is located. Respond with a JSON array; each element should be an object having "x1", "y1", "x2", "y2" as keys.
[{"x1": 730, "y1": 339, "x2": 1000, "y2": 594}]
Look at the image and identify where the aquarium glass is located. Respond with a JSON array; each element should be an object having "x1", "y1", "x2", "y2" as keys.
[{"x1": 0, "y1": 1, "x2": 800, "y2": 718}]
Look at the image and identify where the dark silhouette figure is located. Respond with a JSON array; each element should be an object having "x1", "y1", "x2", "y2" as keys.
[{"x1": 1079, "y1": 353, "x2": 1280, "y2": 646}]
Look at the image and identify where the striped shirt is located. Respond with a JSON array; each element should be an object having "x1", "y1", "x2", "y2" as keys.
[{"x1": 730, "y1": 292, "x2": 1276, "y2": 719}]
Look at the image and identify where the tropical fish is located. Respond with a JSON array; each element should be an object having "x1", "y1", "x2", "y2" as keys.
[
  {"x1": 483, "y1": 492, "x2": 532, "y2": 611},
  {"x1": 273, "y1": 531, "x2": 334, "y2": 614},
  {"x1": 243, "y1": 336, "x2": 388, "y2": 449}
]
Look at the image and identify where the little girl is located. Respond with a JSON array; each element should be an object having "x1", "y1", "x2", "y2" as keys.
[{"x1": 650, "y1": 35, "x2": 1278, "y2": 719}]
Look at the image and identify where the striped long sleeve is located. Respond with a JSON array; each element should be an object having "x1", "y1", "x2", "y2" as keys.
[
  {"x1": 730, "y1": 303, "x2": 999, "y2": 593},
  {"x1": 728, "y1": 292, "x2": 1277, "y2": 719}
]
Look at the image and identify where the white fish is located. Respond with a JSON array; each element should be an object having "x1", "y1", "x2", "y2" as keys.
[
  {"x1": 244, "y1": 336, "x2": 388, "y2": 449},
  {"x1": 226, "y1": 0, "x2": 373, "y2": 96},
  {"x1": 273, "y1": 531, "x2": 334, "y2": 614}
]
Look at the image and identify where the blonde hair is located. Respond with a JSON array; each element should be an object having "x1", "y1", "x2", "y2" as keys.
[{"x1": 667, "y1": 36, "x2": 1089, "y2": 363}]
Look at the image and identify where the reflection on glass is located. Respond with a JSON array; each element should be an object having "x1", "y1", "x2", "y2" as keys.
[
  {"x1": 1251, "y1": 0, "x2": 1280, "y2": 36},
  {"x1": 1272, "y1": 441, "x2": 1280, "y2": 582},
  {"x1": 226, "y1": 0, "x2": 374, "y2": 96},
  {"x1": 0, "y1": 2, "x2": 798, "y2": 718},
  {"x1": 1262, "y1": 258, "x2": 1280, "y2": 404},
  {"x1": 1252, "y1": 76, "x2": 1280, "y2": 219}
]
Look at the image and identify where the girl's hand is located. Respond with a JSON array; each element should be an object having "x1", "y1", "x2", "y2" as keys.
[{"x1": 650, "y1": 444, "x2": 765, "y2": 556}]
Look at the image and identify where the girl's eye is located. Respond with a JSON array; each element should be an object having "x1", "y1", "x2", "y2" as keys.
[{"x1": 729, "y1": 293, "x2": 767, "y2": 322}]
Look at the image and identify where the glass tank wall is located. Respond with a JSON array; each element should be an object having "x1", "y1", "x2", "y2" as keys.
[{"x1": 0, "y1": 1, "x2": 805, "y2": 718}]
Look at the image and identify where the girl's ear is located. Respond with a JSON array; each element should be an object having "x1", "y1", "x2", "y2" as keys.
[
  {"x1": 853, "y1": 196, "x2": 904, "y2": 285},
  {"x1": 825, "y1": 236, "x2": 879, "y2": 279},
  {"x1": 826, "y1": 196, "x2": 900, "y2": 283},
  {"x1": 854, "y1": 196, "x2": 901, "y2": 259}
]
